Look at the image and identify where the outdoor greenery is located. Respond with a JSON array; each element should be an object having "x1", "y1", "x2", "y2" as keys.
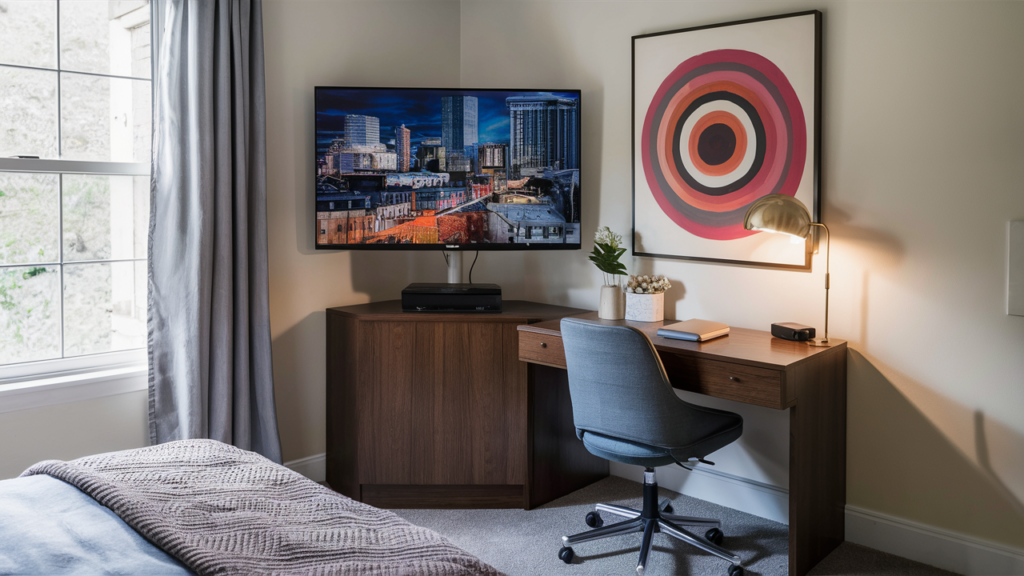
[{"x1": 0, "y1": 265, "x2": 60, "y2": 364}]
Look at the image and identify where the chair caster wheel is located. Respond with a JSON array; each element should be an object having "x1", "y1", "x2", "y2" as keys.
[
  {"x1": 558, "y1": 546, "x2": 575, "y2": 564},
  {"x1": 705, "y1": 527, "x2": 724, "y2": 545},
  {"x1": 728, "y1": 564, "x2": 744, "y2": 576},
  {"x1": 585, "y1": 511, "x2": 604, "y2": 528}
]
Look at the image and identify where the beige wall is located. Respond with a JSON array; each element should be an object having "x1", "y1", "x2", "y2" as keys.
[
  {"x1": 457, "y1": 0, "x2": 1024, "y2": 548},
  {"x1": 0, "y1": 391, "x2": 148, "y2": 479}
]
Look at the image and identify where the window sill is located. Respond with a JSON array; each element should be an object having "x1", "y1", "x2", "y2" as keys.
[{"x1": 0, "y1": 363, "x2": 147, "y2": 415}]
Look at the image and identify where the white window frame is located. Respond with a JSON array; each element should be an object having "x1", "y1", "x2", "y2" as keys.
[{"x1": 0, "y1": 2, "x2": 153, "y2": 405}]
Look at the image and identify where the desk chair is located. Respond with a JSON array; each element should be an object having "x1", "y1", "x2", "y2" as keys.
[{"x1": 558, "y1": 318, "x2": 746, "y2": 576}]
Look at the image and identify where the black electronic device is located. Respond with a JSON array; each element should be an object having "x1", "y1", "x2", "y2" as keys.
[
  {"x1": 771, "y1": 322, "x2": 816, "y2": 341},
  {"x1": 401, "y1": 283, "x2": 502, "y2": 313}
]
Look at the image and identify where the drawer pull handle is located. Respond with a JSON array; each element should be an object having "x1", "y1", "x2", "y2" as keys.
[
  {"x1": 729, "y1": 376, "x2": 739, "y2": 382},
  {"x1": 540, "y1": 342, "x2": 547, "y2": 348}
]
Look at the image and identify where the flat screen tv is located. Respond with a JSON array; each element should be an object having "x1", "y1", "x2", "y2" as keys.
[{"x1": 315, "y1": 87, "x2": 581, "y2": 250}]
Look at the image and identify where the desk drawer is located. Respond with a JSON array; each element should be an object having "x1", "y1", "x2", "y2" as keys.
[
  {"x1": 660, "y1": 354, "x2": 785, "y2": 409},
  {"x1": 518, "y1": 331, "x2": 566, "y2": 369}
]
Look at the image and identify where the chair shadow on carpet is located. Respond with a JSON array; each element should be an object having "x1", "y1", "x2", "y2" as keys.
[
  {"x1": 568, "y1": 528, "x2": 779, "y2": 573},
  {"x1": 542, "y1": 476, "x2": 787, "y2": 575}
]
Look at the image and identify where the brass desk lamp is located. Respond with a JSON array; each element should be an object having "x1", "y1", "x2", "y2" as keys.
[{"x1": 743, "y1": 195, "x2": 831, "y2": 347}]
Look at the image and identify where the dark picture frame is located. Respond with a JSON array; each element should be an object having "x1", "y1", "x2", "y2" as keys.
[{"x1": 632, "y1": 11, "x2": 822, "y2": 270}]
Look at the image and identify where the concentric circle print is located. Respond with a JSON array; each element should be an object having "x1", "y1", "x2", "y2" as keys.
[{"x1": 641, "y1": 49, "x2": 806, "y2": 240}]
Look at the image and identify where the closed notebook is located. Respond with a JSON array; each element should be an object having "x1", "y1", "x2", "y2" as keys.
[{"x1": 656, "y1": 319, "x2": 730, "y2": 342}]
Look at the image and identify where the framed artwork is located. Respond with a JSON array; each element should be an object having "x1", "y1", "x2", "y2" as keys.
[{"x1": 632, "y1": 11, "x2": 821, "y2": 269}]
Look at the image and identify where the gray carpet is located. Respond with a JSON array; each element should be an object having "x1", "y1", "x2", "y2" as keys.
[{"x1": 393, "y1": 477, "x2": 957, "y2": 576}]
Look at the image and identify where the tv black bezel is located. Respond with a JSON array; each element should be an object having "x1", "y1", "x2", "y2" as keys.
[{"x1": 313, "y1": 86, "x2": 582, "y2": 251}]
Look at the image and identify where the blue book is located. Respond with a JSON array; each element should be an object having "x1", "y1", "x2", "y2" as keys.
[{"x1": 656, "y1": 319, "x2": 730, "y2": 342}]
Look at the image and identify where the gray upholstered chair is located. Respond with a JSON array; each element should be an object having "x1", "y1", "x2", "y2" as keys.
[{"x1": 558, "y1": 317, "x2": 746, "y2": 576}]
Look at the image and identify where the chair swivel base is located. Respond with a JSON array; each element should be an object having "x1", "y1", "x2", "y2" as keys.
[{"x1": 558, "y1": 469, "x2": 744, "y2": 576}]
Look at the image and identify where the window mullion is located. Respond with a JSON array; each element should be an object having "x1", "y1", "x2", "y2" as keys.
[
  {"x1": 56, "y1": 0, "x2": 64, "y2": 359},
  {"x1": 57, "y1": 0, "x2": 63, "y2": 361},
  {"x1": 0, "y1": 63, "x2": 151, "y2": 83},
  {"x1": 56, "y1": 0, "x2": 62, "y2": 158},
  {"x1": 59, "y1": 173, "x2": 65, "y2": 359},
  {"x1": 0, "y1": 159, "x2": 150, "y2": 175}
]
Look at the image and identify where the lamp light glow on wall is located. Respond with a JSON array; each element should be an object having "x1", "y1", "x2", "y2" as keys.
[{"x1": 743, "y1": 195, "x2": 831, "y2": 347}]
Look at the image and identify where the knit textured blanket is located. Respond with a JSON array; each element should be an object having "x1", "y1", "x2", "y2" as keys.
[{"x1": 21, "y1": 439, "x2": 500, "y2": 576}]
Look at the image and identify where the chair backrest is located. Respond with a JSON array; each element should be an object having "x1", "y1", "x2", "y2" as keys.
[{"x1": 560, "y1": 317, "x2": 709, "y2": 448}]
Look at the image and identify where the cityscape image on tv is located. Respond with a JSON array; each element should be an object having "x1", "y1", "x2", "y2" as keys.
[{"x1": 315, "y1": 88, "x2": 581, "y2": 247}]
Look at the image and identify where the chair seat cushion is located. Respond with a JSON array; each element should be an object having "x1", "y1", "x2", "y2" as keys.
[
  {"x1": 581, "y1": 432, "x2": 677, "y2": 467},
  {"x1": 579, "y1": 409, "x2": 743, "y2": 468}
]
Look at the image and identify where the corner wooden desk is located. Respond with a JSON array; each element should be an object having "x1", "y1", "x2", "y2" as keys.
[{"x1": 517, "y1": 313, "x2": 847, "y2": 576}]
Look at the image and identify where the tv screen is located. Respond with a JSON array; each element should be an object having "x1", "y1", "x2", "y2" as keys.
[{"x1": 315, "y1": 87, "x2": 581, "y2": 250}]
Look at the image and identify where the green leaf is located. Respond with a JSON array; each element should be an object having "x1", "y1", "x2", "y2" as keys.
[
  {"x1": 22, "y1": 267, "x2": 47, "y2": 280},
  {"x1": 589, "y1": 231, "x2": 629, "y2": 276}
]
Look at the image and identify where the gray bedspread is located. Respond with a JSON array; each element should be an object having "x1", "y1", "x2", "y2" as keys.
[
  {"x1": 0, "y1": 474, "x2": 193, "y2": 575},
  {"x1": 20, "y1": 439, "x2": 500, "y2": 576}
]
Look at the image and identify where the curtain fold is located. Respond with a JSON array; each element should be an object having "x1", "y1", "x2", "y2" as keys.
[{"x1": 148, "y1": 0, "x2": 281, "y2": 463}]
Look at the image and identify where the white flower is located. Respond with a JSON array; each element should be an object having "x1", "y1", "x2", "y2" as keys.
[{"x1": 594, "y1": 226, "x2": 622, "y2": 249}]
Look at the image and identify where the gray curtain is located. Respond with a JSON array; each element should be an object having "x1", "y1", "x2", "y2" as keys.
[{"x1": 148, "y1": 0, "x2": 281, "y2": 463}]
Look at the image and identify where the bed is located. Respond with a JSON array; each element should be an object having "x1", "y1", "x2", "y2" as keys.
[{"x1": 0, "y1": 439, "x2": 499, "y2": 576}]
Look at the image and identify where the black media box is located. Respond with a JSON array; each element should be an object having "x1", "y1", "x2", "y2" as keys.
[
  {"x1": 401, "y1": 283, "x2": 502, "y2": 313},
  {"x1": 771, "y1": 322, "x2": 816, "y2": 341}
]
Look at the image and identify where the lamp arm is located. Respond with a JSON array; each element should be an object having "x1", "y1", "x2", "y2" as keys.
[{"x1": 810, "y1": 223, "x2": 830, "y2": 343}]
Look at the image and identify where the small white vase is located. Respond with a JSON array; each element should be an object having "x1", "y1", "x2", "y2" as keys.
[
  {"x1": 598, "y1": 285, "x2": 625, "y2": 320},
  {"x1": 626, "y1": 292, "x2": 665, "y2": 322}
]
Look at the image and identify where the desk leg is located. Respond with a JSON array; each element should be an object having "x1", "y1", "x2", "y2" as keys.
[
  {"x1": 789, "y1": 349, "x2": 848, "y2": 576},
  {"x1": 526, "y1": 364, "x2": 609, "y2": 509}
]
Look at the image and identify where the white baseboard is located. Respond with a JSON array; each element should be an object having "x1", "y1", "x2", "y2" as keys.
[
  {"x1": 846, "y1": 505, "x2": 1024, "y2": 575},
  {"x1": 612, "y1": 463, "x2": 1024, "y2": 575},
  {"x1": 610, "y1": 462, "x2": 790, "y2": 524},
  {"x1": 284, "y1": 452, "x2": 326, "y2": 483}
]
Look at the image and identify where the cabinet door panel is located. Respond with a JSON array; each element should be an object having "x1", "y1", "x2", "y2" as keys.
[
  {"x1": 409, "y1": 322, "x2": 443, "y2": 484},
  {"x1": 432, "y1": 322, "x2": 504, "y2": 484},
  {"x1": 502, "y1": 322, "x2": 528, "y2": 484},
  {"x1": 357, "y1": 319, "x2": 526, "y2": 486},
  {"x1": 357, "y1": 321, "x2": 415, "y2": 484},
  {"x1": 464, "y1": 321, "x2": 507, "y2": 484}
]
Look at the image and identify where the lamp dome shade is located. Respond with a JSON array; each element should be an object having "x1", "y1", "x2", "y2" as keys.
[{"x1": 743, "y1": 195, "x2": 812, "y2": 239}]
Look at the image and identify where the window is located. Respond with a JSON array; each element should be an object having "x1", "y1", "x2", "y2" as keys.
[{"x1": 0, "y1": 1, "x2": 151, "y2": 373}]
